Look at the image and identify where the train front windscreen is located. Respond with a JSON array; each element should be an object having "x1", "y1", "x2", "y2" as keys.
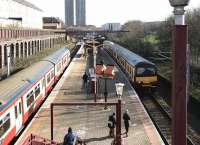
[{"x1": 136, "y1": 67, "x2": 156, "y2": 76}]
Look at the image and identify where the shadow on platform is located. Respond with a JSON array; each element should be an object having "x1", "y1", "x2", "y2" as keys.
[{"x1": 84, "y1": 136, "x2": 111, "y2": 143}]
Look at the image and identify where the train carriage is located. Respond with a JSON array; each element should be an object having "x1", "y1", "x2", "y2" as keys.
[
  {"x1": 0, "y1": 47, "x2": 71, "y2": 145},
  {"x1": 104, "y1": 41, "x2": 157, "y2": 89}
]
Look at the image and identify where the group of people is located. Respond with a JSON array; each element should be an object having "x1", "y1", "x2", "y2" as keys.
[
  {"x1": 108, "y1": 109, "x2": 131, "y2": 138},
  {"x1": 63, "y1": 72, "x2": 130, "y2": 145},
  {"x1": 63, "y1": 110, "x2": 130, "y2": 145}
]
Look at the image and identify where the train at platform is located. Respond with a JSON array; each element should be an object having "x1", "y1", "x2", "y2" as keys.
[
  {"x1": 103, "y1": 41, "x2": 157, "y2": 90},
  {"x1": 0, "y1": 48, "x2": 71, "y2": 145}
]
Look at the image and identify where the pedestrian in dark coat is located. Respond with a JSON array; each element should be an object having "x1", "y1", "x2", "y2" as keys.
[
  {"x1": 82, "y1": 72, "x2": 88, "y2": 88},
  {"x1": 108, "y1": 113, "x2": 116, "y2": 137},
  {"x1": 63, "y1": 127, "x2": 75, "y2": 145},
  {"x1": 123, "y1": 109, "x2": 130, "y2": 137}
]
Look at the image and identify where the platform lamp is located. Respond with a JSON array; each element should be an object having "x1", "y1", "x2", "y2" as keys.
[
  {"x1": 115, "y1": 82, "x2": 124, "y2": 100},
  {"x1": 115, "y1": 82, "x2": 124, "y2": 145},
  {"x1": 168, "y1": 0, "x2": 190, "y2": 145},
  {"x1": 169, "y1": 0, "x2": 190, "y2": 25}
]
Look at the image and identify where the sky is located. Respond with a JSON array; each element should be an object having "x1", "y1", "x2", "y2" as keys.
[{"x1": 29, "y1": 0, "x2": 200, "y2": 27}]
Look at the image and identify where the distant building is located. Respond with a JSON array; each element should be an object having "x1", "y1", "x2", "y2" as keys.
[
  {"x1": 76, "y1": 0, "x2": 86, "y2": 26},
  {"x1": 102, "y1": 23, "x2": 121, "y2": 31},
  {"x1": 65, "y1": 0, "x2": 75, "y2": 26},
  {"x1": 43, "y1": 17, "x2": 64, "y2": 29},
  {"x1": 0, "y1": 0, "x2": 43, "y2": 29}
]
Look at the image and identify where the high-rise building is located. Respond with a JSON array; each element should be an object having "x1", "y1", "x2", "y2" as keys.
[
  {"x1": 65, "y1": 0, "x2": 74, "y2": 26},
  {"x1": 102, "y1": 23, "x2": 121, "y2": 31},
  {"x1": 75, "y1": 0, "x2": 86, "y2": 26}
]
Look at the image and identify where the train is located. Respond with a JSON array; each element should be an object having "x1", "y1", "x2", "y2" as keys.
[
  {"x1": 0, "y1": 47, "x2": 72, "y2": 145},
  {"x1": 103, "y1": 41, "x2": 157, "y2": 90}
]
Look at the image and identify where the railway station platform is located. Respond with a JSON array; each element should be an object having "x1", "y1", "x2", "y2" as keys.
[{"x1": 16, "y1": 46, "x2": 164, "y2": 145}]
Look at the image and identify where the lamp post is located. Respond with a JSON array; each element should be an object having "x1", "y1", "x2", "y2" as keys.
[
  {"x1": 85, "y1": 40, "x2": 103, "y2": 102},
  {"x1": 102, "y1": 63, "x2": 108, "y2": 109},
  {"x1": 115, "y1": 82, "x2": 124, "y2": 145},
  {"x1": 168, "y1": 0, "x2": 190, "y2": 145}
]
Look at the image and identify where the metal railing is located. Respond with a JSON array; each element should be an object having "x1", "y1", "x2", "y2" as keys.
[{"x1": 22, "y1": 134, "x2": 58, "y2": 145}]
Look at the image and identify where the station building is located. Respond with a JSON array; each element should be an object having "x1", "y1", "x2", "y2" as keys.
[
  {"x1": 43, "y1": 17, "x2": 65, "y2": 29},
  {"x1": 0, "y1": 0, "x2": 43, "y2": 29},
  {"x1": 102, "y1": 23, "x2": 121, "y2": 31}
]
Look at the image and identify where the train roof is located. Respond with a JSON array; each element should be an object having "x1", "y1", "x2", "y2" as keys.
[
  {"x1": 0, "y1": 61, "x2": 52, "y2": 112},
  {"x1": 104, "y1": 41, "x2": 155, "y2": 67},
  {"x1": 44, "y1": 48, "x2": 70, "y2": 64},
  {"x1": 0, "y1": 48, "x2": 70, "y2": 112}
]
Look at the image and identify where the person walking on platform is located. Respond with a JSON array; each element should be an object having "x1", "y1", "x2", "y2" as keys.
[
  {"x1": 108, "y1": 113, "x2": 116, "y2": 137},
  {"x1": 63, "y1": 127, "x2": 75, "y2": 145},
  {"x1": 82, "y1": 72, "x2": 88, "y2": 88},
  {"x1": 123, "y1": 109, "x2": 130, "y2": 137}
]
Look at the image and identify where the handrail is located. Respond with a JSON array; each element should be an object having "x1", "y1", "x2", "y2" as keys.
[{"x1": 22, "y1": 133, "x2": 59, "y2": 145}]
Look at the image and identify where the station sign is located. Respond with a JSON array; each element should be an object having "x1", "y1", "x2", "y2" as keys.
[{"x1": 96, "y1": 64, "x2": 115, "y2": 79}]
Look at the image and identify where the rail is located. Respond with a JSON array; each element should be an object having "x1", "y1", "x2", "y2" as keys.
[{"x1": 22, "y1": 134, "x2": 59, "y2": 145}]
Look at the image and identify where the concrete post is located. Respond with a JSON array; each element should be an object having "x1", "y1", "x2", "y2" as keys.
[
  {"x1": 0, "y1": 45, "x2": 3, "y2": 69},
  {"x1": 7, "y1": 45, "x2": 11, "y2": 77},
  {"x1": 13, "y1": 44, "x2": 16, "y2": 61},
  {"x1": 18, "y1": 43, "x2": 21, "y2": 59},
  {"x1": 22, "y1": 43, "x2": 25, "y2": 58}
]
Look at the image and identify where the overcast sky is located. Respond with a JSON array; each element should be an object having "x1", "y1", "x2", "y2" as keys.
[{"x1": 29, "y1": 0, "x2": 200, "y2": 26}]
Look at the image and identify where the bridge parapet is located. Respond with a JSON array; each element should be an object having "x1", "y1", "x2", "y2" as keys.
[{"x1": 0, "y1": 28, "x2": 65, "y2": 41}]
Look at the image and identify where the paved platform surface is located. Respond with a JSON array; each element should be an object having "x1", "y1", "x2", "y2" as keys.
[{"x1": 16, "y1": 46, "x2": 164, "y2": 145}]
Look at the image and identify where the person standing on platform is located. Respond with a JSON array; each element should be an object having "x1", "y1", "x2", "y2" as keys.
[
  {"x1": 108, "y1": 112, "x2": 116, "y2": 137},
  {"x1": 82, "y1": 72, "x2": 88, "y2": 88},
  {"x1": 123, "y1": 109, "x2": 130, "y2": 137}
]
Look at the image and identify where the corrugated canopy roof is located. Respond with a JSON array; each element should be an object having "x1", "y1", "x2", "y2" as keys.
[{"x1": 13, "y1": 0, "x2": 43, "y2": 12}]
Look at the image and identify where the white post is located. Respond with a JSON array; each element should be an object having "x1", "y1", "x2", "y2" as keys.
[{"x1": 7, "y1": 45, "x2": 11, "y2": 77}]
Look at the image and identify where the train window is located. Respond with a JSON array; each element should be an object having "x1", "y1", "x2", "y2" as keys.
[
  {"x1": 56, "y1": 63, "x2": 61, "y2": 72},
  {"x1": 15, "y1": 106, "x2": 18, "y2": 119},
  {"x1": 63, "y1": 57, "x2": 66, "y2": 64},
  {"x1": 47, "y1": 74, "x2": 51, "y2": 83},
  {"x1": 0, "y1": 113, "x2": 11, "y2": 138},
  {"x1": 132, "y1": 68, "x2": 134, "y2": 77},
  {"x1": 136, "y1": 67, "x2": 156, "y2": 76},
  {"x1": 19, "y1": 102, "x2": 22, "y2": 114},
  {"x1": 35, "y1": 84, "x2": 41, "y2": 98},
  {"x1": 42, "y1": 78, "x2": 45, "y2": 89},
  {"x1": 26, "y1": 91, "x2": 34, "y2": 107},
  {"x1": 51, "y1": 71, "x2": 54, "y2": 79}
]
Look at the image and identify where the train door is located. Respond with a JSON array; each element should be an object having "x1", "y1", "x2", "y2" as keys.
[{"x1": 14, "y1": 99, "x2": 23, "y2": 134}]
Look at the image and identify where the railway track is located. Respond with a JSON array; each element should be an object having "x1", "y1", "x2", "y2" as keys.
[
  {"x1": 141, "y1": 93, "x2": 199, "y2": 145},
  {"x1": 141, "y1": 95, "x2": 171, "y2": 145}
]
